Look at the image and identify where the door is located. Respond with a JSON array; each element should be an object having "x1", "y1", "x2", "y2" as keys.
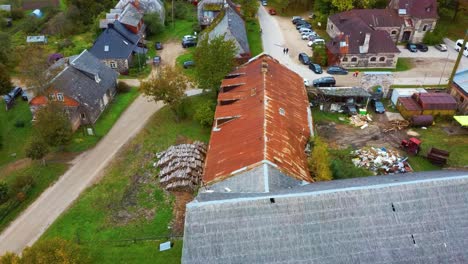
[{"x1": 402, "y1": 31, "x2": 411, "y2": 42}]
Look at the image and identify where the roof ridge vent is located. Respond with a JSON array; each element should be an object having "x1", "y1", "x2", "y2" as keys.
[{"x1": 261, "y1": 60, "x2": 268, "y2": 73}]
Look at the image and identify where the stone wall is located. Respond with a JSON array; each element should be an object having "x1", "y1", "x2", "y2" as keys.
[
  {"x1": 360, "y1": 72, "x2": 394, "y2": 97},
  {"x1": 102, "y1": 58, "x2": 129, "y2": 75},
  {"x1": 340, "y1": 53, "x2": 398, "y2": 68},
  {"x1": 411, "y1": 18, "x2": 437, "y2": 43}
]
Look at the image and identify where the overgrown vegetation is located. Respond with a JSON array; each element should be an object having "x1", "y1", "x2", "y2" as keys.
[
  {"x1": 329, "y1": 148, "x2": 374, "y2": 179},
  {"x1": 41, "y1": 95, "x2": 211, "y2": 263},
  {"x1": 312, "y1": 44, "x2": 327, "y2": 66},
  {"x1": 246, "y1": 19, "x2": 263, "y2": 57},
  {"x1": 308, "y1": 137, "x2": 333, "y2": 181}
]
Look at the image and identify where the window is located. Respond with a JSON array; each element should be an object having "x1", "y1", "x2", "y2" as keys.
[
  {"x1": 109, "y1": 61, "x2": 117, "y2": 69},
  {"x1": 342, "y1": 57, "x2": 348, "y2": 62},
  {"x1": 351, "y1": 57, "x2": 357, "y2": 62},
  {"x1": 49, "y1": 93, "x2": 56, "y2": 101},
  {"x1": 370, "y1": 57, "x2": 376, "y2": 62},
  {"x1": 330, "y1": 24, "x2": 334, "y2": 30},
  {"x1": 81, "y1": 113, "x2": 86, "y2": 119},
  {"x1": 391, "y1": 30, "x2": 397, "y2": 35},
  {"x1": 422, "y1": 25, "x2": 428, "y2": 31},
  {"x1": 57, "y1": 93, "x2": 64, "y2": 101},
  {"x1": 379, "y1": 57, "x2": 386, "y2": 62}
]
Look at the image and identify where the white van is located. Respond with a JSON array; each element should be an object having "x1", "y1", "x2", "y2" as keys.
[{"x1": 455, "y1": 39, "x2": 468, "y2": 57}]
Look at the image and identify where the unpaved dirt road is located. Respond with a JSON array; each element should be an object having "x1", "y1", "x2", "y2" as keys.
[{"x1": 0, "y1": 40, "x2": 197, "y2": 254}]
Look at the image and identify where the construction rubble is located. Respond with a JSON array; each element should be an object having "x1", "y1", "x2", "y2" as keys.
[
  {"x1": 384, "y1": 120, "x2": 410, "y2": 133},
  {"x1": 351, "y1": 147, "x2": 412, "y2": 174},
  {"x1": 155, "y1": 141, "x2": 207, "y2": 193},
  {"x1": 349, "y1": 114, "x2": 372, "y2": 128}
]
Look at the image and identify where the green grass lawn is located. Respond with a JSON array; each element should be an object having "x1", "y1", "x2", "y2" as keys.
[
  {"x1": 66, "y1": 88, "x2": 140, "y2": 152},
  {"x1": 157, "y1": 20, "x2": 196, "y2": 42},
  {"x1": 352, "y1": 58, "x2": 412, "y2": 72},
  {"x1": 246, "y1": 19, "x2": 263, "y2": 57},
  {"x1": 176, "y1": 48, "x2": 196, "y2": 80},
  {"x1": 329, "y1": 148, "x2": 374, "y2": 180},
  {"x1": 41, "y1": 95, "x2": 211, "y2": 263},
  {"x1": 312, "y1": 109, "x2": 348, "y2": 125},
  {"x1": 0, "y1": 100, "x2": 33, "y2": 167},
  {"x1": 0, "y1": 163, "x2": 68, "y2": 233},
  {"x1": 436, "y1": 15, "x2": 468, "y2": 41}
]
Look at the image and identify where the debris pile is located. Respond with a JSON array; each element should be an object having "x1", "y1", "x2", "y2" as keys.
[
  {"x1": 155, "y1": 141, "x2": 207, "y2": 192},
  {"x1": 351, "y1": 147, "x2": 412, "y2": 174},
  {"x1": 384, "y1": 120, "x2": 410, "y2": 132},
  {"x1": 349, "y1": 114, "x2": 372, "y2": 128}
]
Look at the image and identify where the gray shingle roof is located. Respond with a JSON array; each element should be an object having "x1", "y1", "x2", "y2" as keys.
[
  {"x1": 89, "y1": 20, "x2": 140, "y2": 60},
  {"x1": 119, "y1": 3, "x2": 143, "y2": 27},
  {"x1": 50, "y1": 50, "x2": 118, "y2": 117},
  {"x1": 207, "y1": 6, "x2": 250, "y2": 57},
  {"x1": 183, "y1": 170, "x2": 468, "y2": 264},
  {"x1": 115, "y1": 0, "x2": 165, "y2": 22}
]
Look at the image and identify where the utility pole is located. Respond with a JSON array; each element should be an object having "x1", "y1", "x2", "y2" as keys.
[{"x1": 447, "y1": 30, "x2": 468, "y2": 89}]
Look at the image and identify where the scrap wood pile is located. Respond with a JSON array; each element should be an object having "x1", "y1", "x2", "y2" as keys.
[
  {"x1": 155, "y1": 141, "x2": 207, "y2": 192},
  {"x1": 384, "y1": 120, "x2": 410, "y2": 132},
  {"x1": 349, "y1": 114, "x2": 372, "y2": 128},
  {"x1": 351, "y1": 147, "x2": 412, "y2": 174}
]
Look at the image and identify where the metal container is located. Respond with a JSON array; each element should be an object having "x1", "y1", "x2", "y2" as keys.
[{"x1": 411, "y1": 115, "x2": 433, "y2": 127}]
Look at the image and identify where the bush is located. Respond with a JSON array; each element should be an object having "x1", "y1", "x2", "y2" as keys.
[
  {"x1": 0, "y1": 182, "x2": 8, "y2": 204},
  {"x1": 25, "y1": 139, "x2": 49, "y2": 161},
  {"x1": 10, "y1": 8, "x2": 24, "y2": 20},
  {"x1": 194, "y1": 99, "x2": 215, "y2": 127},
  {"x1": 14, "y1": 120, "x2": 25, "y2": 128},
  {"x1": 312, "y1": 44, "x2": 328, "y2": 66},
  {"x1": 144, "y1": 13, "x2": 164, "y2": 37},
  {"x1": 117, "y1": 82, "x2": 132, "y2": 93},
  {"x1": 423, "y1": 29, "x2": 444, "y2": 45},
  {"x1": 9, "y1": 175, "x2": 35, "y2": 197}
]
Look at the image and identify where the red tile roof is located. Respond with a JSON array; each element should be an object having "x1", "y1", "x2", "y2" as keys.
[
  {"x1": 396, "y1": 0, "x2": 438, "y2": 19},
  {"x1": 203, "y1": 54, "x2": 312, "y2": 184},
  {"x1": 414, "y1": 93, "x2": 457, "y2": 110},
  {"x1": 398, "y1": 97, "x2": 421, "y2": 111}
]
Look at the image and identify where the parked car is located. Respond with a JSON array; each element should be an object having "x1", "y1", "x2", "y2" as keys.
[
  {"x1": 182, "y1": 35, "x2": 196, "y2": 42},
  {"x1": 303, "y1": 78, "x2": 312, "y2": 87},
  {"x1": 416, "y1": 43, "x2": 428, "y2": 52},
  {"x1": 455, "y1": 39, "x2": 468, "y2": 57},
  {"x1": 261, "y1": 1, "x2": 267, "y2": 6},
  {"x1": 299, "y1": 28, "x2": 313, "y2": 34},
  {"x1": 307, "y1": 38, "x2": 325, "y2": 46},
  {"x1": 312, "y1": 76, "x2": 336, "y2": 87},
  {"x1": 343, "y1": 104, "x2": 358, "y2": 116},
  {"x1": 153, "y1": 56, "x2": 161, "y2": 66},
  {"x1": 298, "y1": 53, "x2": 310, "y2": 65},
  {"x1": 406, "y1": 43, "x2": 418, "y2": 52},
  {"x1": 302, "y1": 32, "x2": 318, "y2": 40},
  {"x1": 182, "y1": 39, "x2": 197, "y2": 48},
  {"x1": 327, "y1": 65, "x2": 348, "y2": 75},
  {"x1": 308, "y1": 63, "x2": 322, "y2": 74},
  {"x1": 372, "y1": 100, "x2": 385, "y2": 114},
  {"x1": 268, "y1": 9, "x2": 276, "y2": 15},
  {"x1": 183, "y1": 60, "x2": 195, "y2": 69},
  {"x1": 20, "y1": 90, "x2": 28, "y2": 101},
  {"x1": 296, "y1": 23, "x2": 312, "y2": 30},
  {"x1": 434, "y1": 43, "x2": 447, "y2": 52},
  {"x1": 292, "y1": 16, "x2": 302, "y2": 23},
  {"x1": 155, "y1": 42, "x2": 163, "y2": 50},
  {"x1": 294, "y1": 18, "x2": 307, "y2": 25},
  {"x1": 307, "y1": 34, "x2": 321, "y2": 41},
  {"x1": 3, "y1": 86, "x2": 24, "y2": 105}
]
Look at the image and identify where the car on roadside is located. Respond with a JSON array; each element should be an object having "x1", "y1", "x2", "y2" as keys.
[
  {"x1": 155, "y1": 42, "x2": 163, "y2": 50},
  {"x1": 307, "y1": 39, "x2": 325, "y2": 46},
  {"x1": 268, "y1": 8, "x2": 276, "y2": 15},
  {"x1": 296, "y1": 23, "x2": 312, "y2": 30},
  {"x1": 298, "y1": 53, "x2": 310, "y2": 65},
  {"x1": 292, "y1": 16, "x2": 302, "y2": 23},
  {"x1": 406, "y1": 43, "x2": 418, "y2": 52},
  {"x1": 343, "y1": 104, "x2": 358, "y2": 116},
  {"x1": 183, "y1": 60, "x2": 195, "y2": 69},
  {"x1": 312, "y1": 76, "x2": 336, "y2": 87},
  {"x1": 307, "y1": 34, "x2": 321, "y2": 41},
  {"x1": 293, "y1": 17, "x2": 305, "y2": 24},
  {"x1": 303, "y1": 78, "x2": 312, "y2": 87},
  {"x1": 3, "y1": 86, "x2": 25, "y2": 105},
  {"x1": 299, "y1": 28, "x2": 313, "y2": 34},
  {"x1": 434, "y1": 43, "x2": 447, "y2": 52},
  {"x1": 327, "y1": 65, "x2": 348, "y2": 75},
  {"x1": 302, "y1": 32, "x2": 318, "y2": 40},
  {"x1": 308, "y1": 63, "x2": 323, "y2": 74},
  {"x1": 416, "y1": 43, "x2": 428, "y2": 52},
  {"x1": 372, "y1": 99, "x2": 385, "y2": 114},
  {"x1": 182, "y1": 35, "x2": 196, "y2": 42},
  {"x1": 182, "y1": 39, "x2": 197, "y2": 48},
  {"x1": 153, "y1": 56, "x2": 161, "y2": 66},
  {"x1": 261, "y1": 1, "x2": 267, "y2": 6}
]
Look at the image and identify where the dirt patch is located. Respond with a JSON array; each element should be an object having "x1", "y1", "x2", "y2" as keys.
[
  {"x1": 159, "y1": 40, "x2": 185, "y2": 67},
  {"x1": 171, "y1": 191, "x2": 193, "y2": 235},
  {"x1": 0, "y1": 159, "x2": 32, "y2": 178}
]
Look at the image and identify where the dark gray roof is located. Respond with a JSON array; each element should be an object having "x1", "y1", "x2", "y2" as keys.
[
  {"x1": 318, "y1": 86, "x2": 371, "y2": 97},
  {"x1": 183, "y1": 170, "x2": 468, "y2": 263},
  {"x1": 50, "y1": 50, "x2": 118, "y2": 111},
  {"x1": 119, "y1": 3, "x2": 143, "y2": 27},
  {"x1": 89, "y1": 20, "x2": 140, "y2": 60},
  {"x1": 207, "y1": 5, "x2": 250, "y2": 57}
]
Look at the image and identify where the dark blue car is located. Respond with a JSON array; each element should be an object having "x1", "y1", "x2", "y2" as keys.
[
  {"x1": 407, "y1": 43, "x2": 418, "y2": 52},
  {"x1": 326, "y1": 65, "x2": 348, "y2": 75},
  {"x1": 308, "y1": 63, "x2": 322, "y2": 74}
]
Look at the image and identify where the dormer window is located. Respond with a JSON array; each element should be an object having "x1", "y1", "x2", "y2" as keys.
[
  {"x1": 57, "y1": 93, "x2": 64, "y2": 101},
  {"x1": 104, "y1": 45, "x2": 109, "y2": 52},
  {"x1": 95, "y1": 74, "x2": 101, "y2": 83},
  {"x1": 49, "y1": 93, "x2": 56, "y2": 101},
  {"x1": 220, "y1": 99, "x2": 238, "y2": 105}
]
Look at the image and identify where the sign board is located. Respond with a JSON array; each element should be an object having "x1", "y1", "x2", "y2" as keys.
[{"x1": 87, "y1": 128, "x2": 94, "y2": 136}]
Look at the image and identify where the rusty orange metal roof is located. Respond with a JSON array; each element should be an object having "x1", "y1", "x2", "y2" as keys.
[
  {"x1": 29, "y1": 94, "x2": 80, "y2": 107},
  {"x1": 204, "y1": 54, "x2": 312, "y2": 184}
]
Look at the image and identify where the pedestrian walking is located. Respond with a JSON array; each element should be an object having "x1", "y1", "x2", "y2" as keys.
[
  {"x1": 354, "y1": 70, "x2": 359, "y2": 77},
  {"x1": 283, "y1": 48, "x2": 286, "y2": 54},
  {"x1": 286, "y1": 48, "x2": 289, "y2": 54}
]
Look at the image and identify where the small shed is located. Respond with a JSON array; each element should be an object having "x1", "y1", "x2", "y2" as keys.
[
  {"x1": 396, "y1": 97, "x2": 422, "y2": 119},
  {"x1": 391, "y1": 88, "x2": 427, "y2": 105},
  {"x1": 413, "y1": 93, "x2": 457, "y2": 116},
  {"x1": 26, "y1": 35, "x2": 47, "y2": 44},
  {"x1": 318, "y1": 86, "x2": 371, "y2": 104}
]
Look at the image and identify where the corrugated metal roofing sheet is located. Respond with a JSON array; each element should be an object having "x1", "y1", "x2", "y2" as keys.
[
  {"x1": 203, "y1": 54, "x2": 312, "y2": 184},
  {"x1": 415, "y1": 93, "x2": 457, "y2": 110},
  {"x1": 398, "y1": 97, "x2": 421, "y2": 111}
]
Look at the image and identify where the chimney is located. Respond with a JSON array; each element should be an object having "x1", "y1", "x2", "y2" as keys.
[
  {"x1": 359, "y1": 33, "x2": 370, "y2": 54},
  {"x1": 261, "y1": 60, "x2": 268, "y2": 73}
]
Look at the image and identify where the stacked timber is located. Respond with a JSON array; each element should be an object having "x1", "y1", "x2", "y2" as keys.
[{"x1": 155, "y1": 141, "x2": 207, "y2": 192}]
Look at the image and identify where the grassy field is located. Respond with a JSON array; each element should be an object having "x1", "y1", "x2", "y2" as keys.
[
  {"x1": 0, "y1": 163, "x2": 68, "y2": 233},
  {"x1": 246, "y1": 19, "x2": 263, "y2": 57},
  {"x1": 390, "y1": 84, "x2": 447, "y2": 89},
  {"x1": 41, "y1": 95, "x2": 211, "y2": 263},
  {"x1": 312, "y1": 110, "x2": 348, "y2": 125},
  {"x1": 66, "y1": 88, "x2": 140, "y2": 152},
  {"x1": 157, "y1": 20, "x2": 196, "y2": 42},
  {"x1": 0, "y1": 100, "x2": 34, "y2": 167},
  {"x1": 176, "y1": 48, "x2": 196, "y2": 80}
]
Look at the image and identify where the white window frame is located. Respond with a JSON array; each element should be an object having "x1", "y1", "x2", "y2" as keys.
[
  {"x1": 109, "y1": 61, "x2": 117, "y2": 69},
  {"x1": 57, "y1": 93, "x2": 64, "y2": 101}
]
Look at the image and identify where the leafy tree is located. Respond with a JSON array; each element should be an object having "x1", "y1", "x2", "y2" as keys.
[
  {"x1": 194, "y1": 35, "x2": 236, "y2": 96},
  {"x1": 34, "y1": 102, "x2": 73, "y2": 148},
  {"x1": 312, "y1": 44, "x2": 328, "y2": 66},
  {"x1": 140, "y1": 65, "x2": 188, "y2": 121},
  {"x1": 18, "y1": 46, "x2": 52, "y2": 93},
  {"x1": 0, "y1": 181, "x2": 8, "y2": 203},
  {"x1": 194, "y1": 99, "x2": 215, "y2": 127},
  {"x1": 0, "y1": 64, "x2": 12, "y2": 96},
  {"x1": 65, "y1": 0, "x2": 114, "y2": 25},
  {"x1": 235, "y1": 0, "x2": 259, "y2": 19},
  {"x1": 331, "y1": 0, "x2": 354, "y2": 11},
  {"x1": 0, "y1": 32, "x2": 11, "y2": 65},
  {"x1": 308, "y1": 137, "x2": 333, "y2": 182},
  {"x1": 144, "y1": 13, "x2": 164, "y2": 37},
  {"x1": 25, "y1": 139, "x2": 49, "y2": 165},
  {"x1": 17, "y1": 238, "x2": 91, "y2": 264}
]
